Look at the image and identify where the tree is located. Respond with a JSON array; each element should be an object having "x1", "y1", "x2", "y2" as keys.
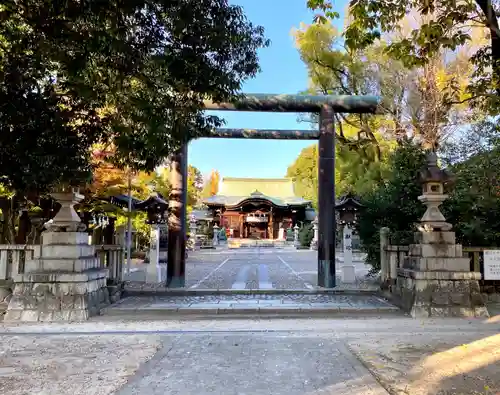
[
  {"x1": 187, "y1": 165, "x2": 203, "y2": 208},
  {"x1": 307, "y1": 0, "x2": 500, "y2": 114},
  {"x1": 356, "y1": 140, "x2": 427, "y2": 270},
  {"x1": 442, "y1": 120, "x2": 500, "y2": 246},
  {"x1": 201, "y1": 170, "x2": 221, "y2": 198},
  {"x1": 293, "y1": 20, "x2": 475, "y2": 152},
  {"x1": 0, "y1": 0, "x2": 269, "y2": 195},
  {"x1": 286, "y1": 145, "x2": 319, "y2": 207}
]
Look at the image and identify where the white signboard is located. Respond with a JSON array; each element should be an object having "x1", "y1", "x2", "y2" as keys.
[{"x1": 483, "y1": 250, "x2": 500, "y2": 280}]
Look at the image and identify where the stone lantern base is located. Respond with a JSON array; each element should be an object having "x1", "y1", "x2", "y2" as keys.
[
  {"x1": 396, "y1": 230, "x2": 488, "y2": 318},
  {"x1": 4, "y1": 231, "x2": 109, "y2": 322}
]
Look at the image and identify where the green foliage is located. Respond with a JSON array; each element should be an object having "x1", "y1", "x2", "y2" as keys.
[
  {"x1": 286, "y1": 145, "x2": 319, "y2": 207},
  {"x1": 299, "y1": 223, "x2": 314, "y2": 247},
  {"x1": 356, "y1": 140, "x2": 427, "y2": 269},
  {"x1": 307, "y1": 0, "x2": 500, "y2": 114},
  {"x1": 442, "y1": 121, "x2": 500, "y2": 246},
  {"x1": 0, "y1": 0, "x2": 269, "y2": 193}
]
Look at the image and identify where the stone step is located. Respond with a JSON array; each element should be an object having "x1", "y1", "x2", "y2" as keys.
[{"x1": 100, "y1": 294, "x2": 402, "y2": 319}]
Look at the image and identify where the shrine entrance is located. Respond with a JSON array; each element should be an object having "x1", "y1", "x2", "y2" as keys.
[{"x1": 166, "y1": 94, "x2": 379, "y2": 288}]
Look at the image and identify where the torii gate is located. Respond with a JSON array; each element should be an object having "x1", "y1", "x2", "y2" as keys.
[{"x1": 166, "y1": 93, "x2": 379, "y2": 288}]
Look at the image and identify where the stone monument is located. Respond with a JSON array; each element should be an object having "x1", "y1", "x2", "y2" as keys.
[
  {"x1": 397, "y1": 152, "x2": 488, "y2": 318},
  {"x1": 4, "y1": 188, "x2": 110, "y2": 322},
  {"x1": 341, "y1": 225, "x2": 356, "y2": 283}
]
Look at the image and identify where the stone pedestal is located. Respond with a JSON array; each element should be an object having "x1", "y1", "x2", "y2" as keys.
[
  {"x1": 397, "y1": 230, "x2": 488, "y2": 318},
  {"x1": 4, "y1": 231, "x2": 109, "y2": 322}
]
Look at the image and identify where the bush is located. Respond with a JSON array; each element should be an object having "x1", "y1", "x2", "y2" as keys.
[
  {"x1": 299, "y1": 223, "x2": 314, "y2": 247},
  {"x1": 357, "y1": 140, "x2": 426, "y2": 270}
]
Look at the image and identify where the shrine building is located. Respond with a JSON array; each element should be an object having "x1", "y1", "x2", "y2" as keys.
[{"x1": 202, "y1": 177, "x2": 316, "y2": 239}]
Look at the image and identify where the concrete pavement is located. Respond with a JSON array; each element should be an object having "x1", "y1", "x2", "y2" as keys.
[{"x1": 1, "y1": 317, "x2": 500, "y2": 395}]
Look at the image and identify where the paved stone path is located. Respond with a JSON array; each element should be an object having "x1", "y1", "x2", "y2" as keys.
[
  {"x1": 115, "y1": 333, "x2": 389, "y2": 395},
  {"x1": 101, "y1": 293, "x2": 399, "y2": 318},
  {"x1": 126, "y1": 248, "x2": 377, "y2": 291},
  {"x1": 1, "y1": 318, "x2": 500, "y2": 395}
]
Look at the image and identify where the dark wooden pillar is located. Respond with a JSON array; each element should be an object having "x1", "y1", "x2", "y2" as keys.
[
  {"x1": 167, "y1": 144, "x2": 188, "y2": 288},
  {"x1": 317, "y1": 105, "x2": 336, "y2": 288}
]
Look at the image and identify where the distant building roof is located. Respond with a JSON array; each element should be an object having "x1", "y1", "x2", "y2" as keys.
[
  {"x1": 203, "y1": 178, "x2": 311, "y2": 209},
  {"x1": 219, "y1": 177, "x2": 295, "y2": 198}
]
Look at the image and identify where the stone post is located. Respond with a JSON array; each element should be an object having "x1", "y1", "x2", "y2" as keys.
[
  {"x1": 397, "y1": 151, "x2": 488, "y2": 318},
  {"x1": 341, "y1": 225, "x2": 355, "y2": 283},
  {"x1": 293, "y1": 224, "x2": 300, "y2": 248},
  {"x1": 317, "y1": 104, "x2": 336, "y2": 288},
  {"x1": 146, "y1": 225, "x2": 160, "y2": 283},
  {"x1": 278, "y1": 226, "x2": 285, "y2": 241},
  {"x1": 4, "y1": 188, "x2": 109, "y2": 322},
  {"x1": 379, "y1": 227, "x2": 390, "y2": 288},
  {"x1": 310, "y1": 217, "x2": 319, "y2": 250},
  {"x1": 189, "y1": 214, "x2": 197, "y2": 251},
  {"x1": 212, "y1": 224, "x2": 219, "y2": 246}
]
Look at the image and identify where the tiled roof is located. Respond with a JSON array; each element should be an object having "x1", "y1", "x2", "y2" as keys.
[
  {"x1": 219, "y1": 177, "x2": 295, "y2": 198},
  {"x1": 203, "y1": 190, "x2": 311, "y2": 208}
]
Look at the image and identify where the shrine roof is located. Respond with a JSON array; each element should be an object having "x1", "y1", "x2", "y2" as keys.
[
  {"x1": 203, "y1": 191, "x2": 311, "y2": 208},
  {"x1": 218, "y1": 177, "x2": 296, "y2": 198}
]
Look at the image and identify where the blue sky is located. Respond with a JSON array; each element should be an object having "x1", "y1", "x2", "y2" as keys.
[{"x1": 188, "y1": 0, "x2": 330, "y2": 180}]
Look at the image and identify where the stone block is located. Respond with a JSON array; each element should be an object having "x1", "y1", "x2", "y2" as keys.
[
  {"x1": 430, "y1": 307, "x2": 451, "y2": 317},
  {"x1": 69, "y1": 310, "x2": 89, "y2": 321},
  {"x1": 411, "y1": 305, "x2": 429, "y2": 318},
  {"x1": 20, "y1": 310, "x2": 40, "y2": 321},
  {"x1": 431, "y1": 292, "x2": 450, "y2": 305},
  {"x1": 420, "y1": 257, "x2": 470, "y2": 271},
  {"x1": 450, "y1": 307, "x2": 476, "y2": 317},
  {"x1": 475, "y1": 307, "x2": 490, "y2": 318},
  {"x1": 414, "y1": 278, "x2": 438, "y2": 292},
  {"x1": 450, "y1": 293, "x2": 469, "y2": 306},
  {"x1": 410, "y1": 244, "x2": 460, "y2": 258},
  {"x1": 415, "y1": 231, "x2": 456, "y2": 245},
  {"x1": 470, "y1": 291, "x2": 485, "y2": 306},
  {"x1": 26, "y1": 257, "x2": 99, "y2": 273},
  {"x1": 340, "y1": 265, "x2": 356, "y2": 283},
  {"x1": 42, "y1": 231, "x2": 89, "y2": 246},
  {"x1": 40, "y1": 244, "x2": 95, "y2": 259}
]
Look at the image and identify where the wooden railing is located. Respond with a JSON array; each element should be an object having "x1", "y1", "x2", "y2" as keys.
[{"x1": 0, "y1": 244, "x2": 124, "y2": 284}]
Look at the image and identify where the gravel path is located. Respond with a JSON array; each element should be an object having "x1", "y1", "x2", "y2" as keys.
[{"x1": 0, "y1": 334, "x2": 162, "y2": 395}]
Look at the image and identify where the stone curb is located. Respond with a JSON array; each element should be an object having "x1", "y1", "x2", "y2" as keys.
[
  {"x1": 101, "y1": 306, "x2": 402, "y2": 318},
  {"x1": 123, "y1": 288, "x2": 381, "y2": 297}
]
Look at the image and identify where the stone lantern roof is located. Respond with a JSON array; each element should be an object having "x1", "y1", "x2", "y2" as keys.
[{"x1": 418, "y1": 151, "x2": 454, "y2": 185}]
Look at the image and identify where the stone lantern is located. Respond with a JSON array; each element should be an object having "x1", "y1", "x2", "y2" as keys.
[
  {"x1": 396, "y1": 151, "x2": 488, "y2": 318},
  {"x1": 310, "y1": 217, "x2": 319, "y2": 250},
  {"x1": 417, "y1": 151, "x2": 453, "y2": 232},
  {"x1": 293, "y1": 224, "x2": 300, "y2": 247},
  {"x1": 188, "y1": 214, "x2": 198, "y2": 251},
  {"x1": 335, "y1": 194, "x2": 363, "y2": 284},
  {"x1": 212, "y1": 223, "x2": 219, "y2": 246},
  {"x1": 336, "y1": 194, "x2": 363, "y2": 226}
]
